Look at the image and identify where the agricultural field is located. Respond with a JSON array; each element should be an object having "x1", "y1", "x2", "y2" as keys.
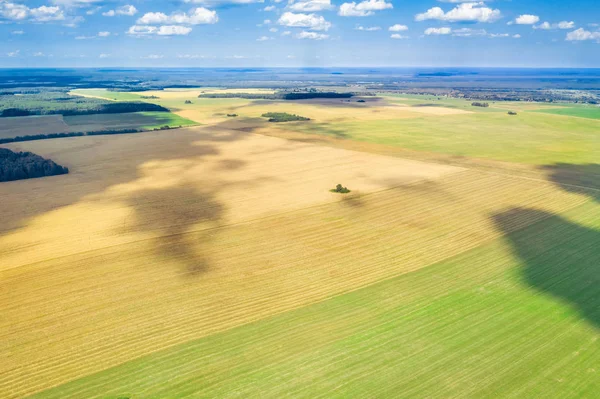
[
  {"x1": 1, "y1": 89, "x2": 600, "y2": 398},
  {"x1": 63, "y1": 112, "x2": 197, "y2": 131},
  {"x1": 533, "y1": 105, "x2": 600, "y2": 120},
  {"x1": 0, "y1": 115, "x2": 69, "y2": 139}
]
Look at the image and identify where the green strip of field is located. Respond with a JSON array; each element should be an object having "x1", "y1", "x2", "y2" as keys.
[
  {"x1": 63, "y1": 111, "x2": 197, "y2": 131},
  {"x1": 533, "y1": 106, "x2": 600, "y2": 120},
  {"x1": 286, "y1": 111, "x2": 600, "y2": 165},
  {"x1": 34, "y1": 200, "x2": 600, "y2": 398},
  {"x1": 70, "y1": 89, "x2": 145, "y2": 101}
]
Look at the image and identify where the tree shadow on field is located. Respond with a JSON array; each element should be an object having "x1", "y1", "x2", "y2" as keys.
[
  {"x1": 492, "y1": 163, "x2": 600, "y2": 329},
  {"x1": 541, "y1": 163, "x2": 600, "y2": 200},
  {"x1": 492, "y1": 208, "x2": 600, "y2": 329},
  {"x1": 120, "y1": 186, "x2": 224, "y2": 276}
]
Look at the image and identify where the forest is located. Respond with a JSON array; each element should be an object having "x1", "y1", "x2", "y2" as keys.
[
  {"x1": 0, "y1": 90, "x2": 169, "y2": 117},
  {"x1": 0, "y1": 148, "x2": 69, "y2": 182}
]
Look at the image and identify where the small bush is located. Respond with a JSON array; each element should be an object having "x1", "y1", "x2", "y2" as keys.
[
  {"x1": 357, "y1": 99, "x2": 366, "y2": 103},
  {"x1": 330, "y1": 184, "x2": 351, "y2": 194},
  {"x1": 226, "y1": 113, "x2": 238, "y2": 117},
  {"x1": 508, "y1": 111, "x2": 517, "y2": 115},
  {"x1": 471, "y1": 102, "x2": 489, "y2": 108},
  {"x1": 185, "y1": 100, "x2": 193, "y2": 104}
]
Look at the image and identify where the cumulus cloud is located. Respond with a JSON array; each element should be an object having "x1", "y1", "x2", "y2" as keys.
[
  {"x1": 288, "y1": 0, "x2": 333, "y2": 12},
  {"x1": 263, "y1": 5, "x2": 276, "y2": 11},
  {"x1": 1, "y1": 2, "x2": 65, "y2": 22},
  {"x1": 97, "y1": 31, "x2": 110, "y2": 37},
  {"x1": 452, "y1": 27, "x2": 486, "y2": 37},
  {"x1": 7, "y1": 49, "x2": 20, "y2": 57},
  {"x1": 389, "y1": 24, "x2": 407, "y2": 32},
  {"x1": 184, "y1": 0, "x2": 263, "y2": 4},
  {"x1": 390, "y1": 33, "x2": 408, "y2": 39},
  {"x1": 137, "y1": 8, "x2": 218, "y2": 25},
  {"x1": 534, "y1": 21, "x2": 575, "y2": 30},
  {"x1": 425, "y1": 27, "x2": 452, "y2": 35},
  {"x1": 278, "y1": 11, "x2": 330, "y2": 30},
  {"x1": 416, "y1": 3, "x2": 501, "y2": 23},
  {"x1": 296, "y1": 30, "x2": 328, "y2": 39},
  {"x1": 566, "y1": 28, "x2": 600, "y2": 41},
  {"x1": 355, "y1": 25, "x2": 380, "y2": 31},
  {"x1": 338, "y1": 0, "x2": 392, "y2": 17},
  {"x1": 127, "y1": 25, "x2": 193, "y2": 36},
  {"x1": 513, "y1": 14, "x2": 539, "y2": 25},
  {"x1": 257, "y1": 35, "x2": 271, "y2": 40},
  {"x1": 103, "y1": 5, "x2": 137, "y2": 17}
]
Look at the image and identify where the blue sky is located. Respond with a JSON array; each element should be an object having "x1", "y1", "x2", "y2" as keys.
[{"x1": 1, "y1": 0, "x2": 599, "y2": 67}]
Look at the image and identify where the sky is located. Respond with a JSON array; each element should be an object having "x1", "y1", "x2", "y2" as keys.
[{"x1": 1, "y1": 0, "x2": 599, "y2": 67}]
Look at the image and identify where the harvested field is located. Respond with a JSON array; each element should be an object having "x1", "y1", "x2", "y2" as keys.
[
  {"x1": 0, "y1": 115, "x2": 69, "y2": 138},
  {"x1": 0, "y1": 122, "x2": 593, "y2": 397}
]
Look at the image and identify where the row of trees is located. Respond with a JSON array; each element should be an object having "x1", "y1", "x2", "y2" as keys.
[
  {"x1": 0, "y1": 126, "x2": 182, "y2": 145},
  {"x1": 0, "y1": 148, "x2": 69, "y2": 182},
  {"x1": 198, "y1": 92, "x2": 354, "y2": 101}
]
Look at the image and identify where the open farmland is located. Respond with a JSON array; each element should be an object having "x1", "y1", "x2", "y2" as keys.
[
  {"x1": 2, "y1": 90, "x2": 600, "y2": 398},
  {"x1": 63, "y1": 111, "x2": 197, "y2": 132},
  {"x1": 0, "y1": 115, "x2": 69, "y2": 138}
]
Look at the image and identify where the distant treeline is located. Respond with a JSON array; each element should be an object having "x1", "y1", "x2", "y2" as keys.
[
  {"x1": 471, "y1": 102, "x2": 490, "y2": 108},
  {"x1": 0, "y1": 90, "x2": 169, "y2": 117},
  {"x1": 0, "y1": 126, "x2": 181, "y2": 145},
  {"x1": 0, "y1": 148, "x2": 69, "y2": 182},
  {"x1": 198, "y1": 92, "x2": 354, "y2": 100}
]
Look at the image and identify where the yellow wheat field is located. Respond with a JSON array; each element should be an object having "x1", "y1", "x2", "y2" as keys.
[{"x1": 0, "y1": 123, "x2": 590, "y2": 398}]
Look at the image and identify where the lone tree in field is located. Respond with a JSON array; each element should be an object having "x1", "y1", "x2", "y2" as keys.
[{"x1": 331, "y1": 184, "x2": 351, "y2": 194}]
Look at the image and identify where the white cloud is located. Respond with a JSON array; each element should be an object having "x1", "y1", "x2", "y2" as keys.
[
  {"x1": 281, "y1": 30, "x2": 291, "y2": 35},
  {"x1": 264, "y1": 19, "x2": 271, "y2": 24},
  {"x1": 7, "y1": 49, "x2": 20, "y2": 57},
  {"x1": 452, "y1": 27, "x2": 486, "y2": 37},
  {"x1": 278, "y1": 11, "x2": 330, "y2": 30},
  {"x1": 425, "y1": 27, "x2": 451, "y2": 35},
  {"x1": 137, "y1": 8, "x2": 218, "y2": 25},
  {"x1": 558, "y1": 21, "x2": 575, "y2": 29},
  {"x1": 33, "y1": 52, "x2": 44, "y2": 56},
  {"x1": 296, "y1": 30, "x2": 328, "y2": 39},
  {"x1": 389, "y1": 24, "x2": 408, "y2": 32},
  {"x1": 264, "y1": 5, "x2": 276, "y2": 11},
  {"x1": 269, "y1": 27, "x2": 278, "y2": 32},
  {"x1": 141, "y1": 54, "x2": 164, "y2": 59},
  {"x1": 184, "y1": 0, "x2": 263, "y2": 5},
  {"x1": 99, "y1": 53, "x2": 110, "y2": 58},
  {"x1": 355, "y1": 25, "x2": 380, "y2": 31},
  {"x1": 513, "y1": 34, "x2": 521, "y2": 38},
  {"x1": 1, "y1": 2, "x2": 66, "y2": 22},
  {"x1": 534, "y1": 21, "x2": 575, "y2": 30},
  {"x1": 158, "y1": 25, "x2": 193, "y2": 35},
  {"x1": 98, "y1": 31, "x2": 110, "y2": 37},
  {"x1": 103, "y1": 5, "x2": 137, "y2": 17},
  {"x1": 390, "y1": 33, "x2": 408, "y2": 39},
  {"x1": 257, "y1": 35, "x2": 271, "y2": 40},
  {"x1": 416, "y1": 3, "x2": 501, "y2": 23},
  {"x1": 514, "y1": 14, "x2": 539, "y2": 25},
  {"x1": 11, "y1": 30, "x2": 24, "y2": 34},
  {"x1": 288, "y1": 0, "x2": 333, "y2": 12},
  {"x1": 339, "y1": 0, "x2": 392, "y2": 17},
  {"x1": 127, "y1": 25, "x2": 193, "y2": 36},
  {"x1": 566, "y1": 28, "x2": 600, "y2": 42},
  {"x1": 86, "y1": 6, "x2": 101, "y2": 15}
]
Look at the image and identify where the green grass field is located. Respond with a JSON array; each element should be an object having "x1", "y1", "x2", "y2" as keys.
[
  {"x1": 69, "y1": 89, "x2": 146, "y2": 101},
  {"x1": 283, "y1": 106, "x2": 600, "y2": 165},
  {"x1": 63, "y1": 111, "x2": 197, "y2": 131},
  {"x1": 33, "y1": 199, "x2": 600, "y2": 398},
  {"x1": 533, "y1": 106, "x2": 600, "y2": 120}
]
